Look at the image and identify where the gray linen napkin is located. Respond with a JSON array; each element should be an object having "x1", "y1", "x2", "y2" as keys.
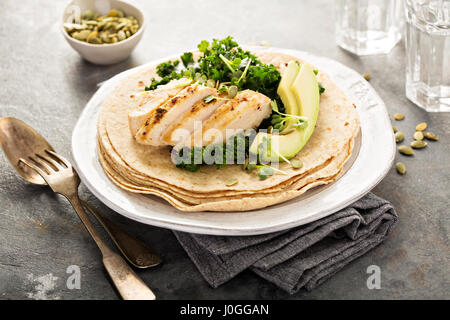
[{"x1": 173, "y1": 193, "x2": 398, "y2": 294}]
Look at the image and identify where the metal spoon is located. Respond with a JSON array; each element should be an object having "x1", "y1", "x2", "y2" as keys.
[{"x1": 0, "y1": 117, "x2": 162, "y2": 269}]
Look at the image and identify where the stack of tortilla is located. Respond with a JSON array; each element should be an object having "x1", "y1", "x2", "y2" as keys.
[{"x1": 97, "y1": 51, "x2": 360, "y2": 212}]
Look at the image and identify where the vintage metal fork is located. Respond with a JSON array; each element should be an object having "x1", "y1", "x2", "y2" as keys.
[{"x1": 20, "y1": 150, "x2": 155, "y2": 300}]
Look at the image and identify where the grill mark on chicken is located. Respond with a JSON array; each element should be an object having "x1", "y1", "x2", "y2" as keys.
[
  {"x1": 134, "y1": 84, "x2": 217, "y2": 145},
  {"x1": 186, "y1": 90, "x2": 271, "y2": 147},
  {"x1": 163, "y1": 97, "x2": 226, "y2": 145}
]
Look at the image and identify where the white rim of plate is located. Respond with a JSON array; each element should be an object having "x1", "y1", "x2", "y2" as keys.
[{"x1": 71, "y1": 47, "x2": 396, "y2": 235}]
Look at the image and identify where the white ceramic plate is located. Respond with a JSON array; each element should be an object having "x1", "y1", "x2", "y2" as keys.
[{"x1": 72, "y1": 47, "x2": 395, "y2": 236}]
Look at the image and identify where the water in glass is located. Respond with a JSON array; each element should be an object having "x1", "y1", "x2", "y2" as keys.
[
  {"x1": 335, "y1": 0, "x2": 403, "y2": 55},
  {"x1": 405, "y1": 0, "x2": 450, "y2": 112}
]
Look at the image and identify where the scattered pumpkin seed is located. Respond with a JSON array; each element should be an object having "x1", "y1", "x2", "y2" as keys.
[
  {"x1": 225, "y1": 178, "x2": 238, "y2": 186},
  {"x1": 64, "y1": 9, "x2": 139, "y2": 44},
  {"x1": 416, "y1": 122, "x2": 427, "y2": 131},
  {"x1": 410, "y1": 140, "x2": 427, "y2": 149},
  {"x1": 228, "y1": 85, "x2": 238, "y2": 98},
  {"x1": 392, "y1": 126, "x2": 398, "y2": 133},
  {"x1": 396, "y1": 162, "x2": 406, "y2": 175},
  {"x1": 394, "y1": 113, "x2": 405, "y2": 120},
  {"x1": 413, "y1": 131, "x2": 424, "y2": 141},
  {"x1": 423, "y1": 132, "x2": 439, "y2": 141},
  {"x1": 362, "y1": 72, "x2": 371, "y2": 81},
  {"x1": 291, "y1": 159, "x2": 303, "y2": 169},
  {"x1": 206, "y1": 79, "x2": 216, "y2": 88},
  {"x1": 395, "y1": 131, "x2": 404, "y2": 143},
  {"x1": 398, "y1": 145, "x2": 414, "y2": 155},
  {"x1": 260, "y1": 40, "x2": 272, "y2": 47}
]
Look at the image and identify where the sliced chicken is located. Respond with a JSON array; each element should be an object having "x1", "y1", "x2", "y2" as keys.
[
  {"x1": 162, "y1": 97, "x2": 227, "y2": 146},
  {"x1": 134, "y1": 84, "x2": 217, "y2": 146},
  {"x1": 128, "y1": 78, "x2": 192, "y2": 137},
  {"x1": 187, "y1": 90, "x2": 271, "y2": 147}
]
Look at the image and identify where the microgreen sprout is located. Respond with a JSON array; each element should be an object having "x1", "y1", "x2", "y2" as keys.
[
  {"x1": 204, "y1": 95, "x2": 231, "y2": 103},
  {"x1": 270, "y1": 100, "x2": 308, "y2": 133}
]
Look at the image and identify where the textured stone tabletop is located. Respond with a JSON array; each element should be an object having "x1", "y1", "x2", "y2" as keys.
[{"x1": 0, "y1": 0, "x2": 448, "y2": 300}]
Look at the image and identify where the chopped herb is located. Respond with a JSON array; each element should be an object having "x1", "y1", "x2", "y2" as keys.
[
  {"x1": 318, "y1": 82, "x2": 325, "y2": 94},
  {"x1": 156, "y1": 60, "x2": 179, "y2": 77},
  {"x1": 175, "y1": 134, "x2": 251, "y2": 171},
  {"x1": 145, "y1": 36, "x2": 281, "y2": 99},
  {"x1": 180, "y1": 52, "x2": 194, "y2": 68}
]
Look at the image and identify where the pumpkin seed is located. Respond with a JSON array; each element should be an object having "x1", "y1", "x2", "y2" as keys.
[
  {"x1": 115, "y1": 22, "x2": 127, "y2": 31},
  {"x1": 206, "y1": 79, "x2": 216, "y2": 88},
  {"x1": 413, "y1": 131, "x2": 424, "y2": 141},
  {"x1": 107, "y1": 9, "x2": 119, "y2": 17},
  {"x1": 396, "y1": 162, "x2": 406, "y2": 175},
  {"x1": 81, "y1": 10, "x2": 94, "y2": 20},
  {"x1": 86, "y1": 30, "x2": 98, "y2": 43},
  {"x1": 394, "y1": 113, "x2": 405, "y2": 120},
  {"x1": 228, "y1": 85, "x2": 238, "y2": 98},
  {"x1": 117, "y1": 30, "x2": 126, "y2": 41},
  {"x1": 225, "y1": 178, "x2": 238, "y2": 186},
  {"x1": 416, "y1": 122, "x2": 427, "y2": 131},
  {"x1": 398, "y1": 145, "x2": 414, "y2": 155},
  {"x1": 410, "y1": 140, "x2": 427, "y2": 149},
  {"x1": 392, "y1": 126, "x2": 398, "y2": 133},
  {"x1": 423, "y1": 132, "x2": 439, "y2": 141},
  {"x1": 66, "y1": 9, "x2": 139, "y2": 45},
  {"x1": 395, "y1": 131, "x2": 404, "y2": 143},
  {"x1": 362, "y1": 72, "x2": 371, "y2": 81},
  {"x1": 291, "y1": 159, "x2": 303, "y2": 169},
  {"x1": 92, "y1": 37, "x2": 102, "y2": 44},
  {"x1": 76, "y1": 30, "x2": 91, "y2": 41}
]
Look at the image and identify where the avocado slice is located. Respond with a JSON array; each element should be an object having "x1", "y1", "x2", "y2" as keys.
[
  {"x1": 291, "y1": 63, "x2": 320, "y2": 148},
  {"x1": 277, "y1": 61, "x2": 301, "y2": 116},
  {"x1": 249, "y1": 62, "x2": 320, "y2": 162},
  {"x1": 249, "y1": 129, "x2": 304, "y2": 162}
]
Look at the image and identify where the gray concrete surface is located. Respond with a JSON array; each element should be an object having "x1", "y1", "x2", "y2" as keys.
[{"x1": 0, "y1": 0, "x2": 449, "y2": 300}]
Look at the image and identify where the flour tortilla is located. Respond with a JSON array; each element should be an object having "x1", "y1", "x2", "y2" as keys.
[
  {"x1": 97, "y1": 51, "x2": 360, "y2": 211},
  {"x1": 98, "y1": 125, "x2": 355, "y2": 199},
  {"x1": 98, "y1": 136, "x2": 353, "y2": 208},
  {"x1": 99, "y1": 141, "x2": 347, "y2": 211}
]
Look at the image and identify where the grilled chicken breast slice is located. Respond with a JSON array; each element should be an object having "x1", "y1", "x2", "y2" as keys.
[
  {"x1": 134, "y1": 84, "x2": 217, "y2": 146},
  {"x1": 162, "y1": 97, "x2": 227, "y2": 146},
  {"x1": 187, "y1": 90, "x2": 271, "y2": 147},
  {"x1": 128, "y1": 78, "x2": 191, "y2": 136}
]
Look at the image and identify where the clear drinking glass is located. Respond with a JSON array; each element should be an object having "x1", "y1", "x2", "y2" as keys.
[
  {"x1": 405, "y1": 0, "x2": 450, "y2": 112},
  {"x1": 335, "y1": 0, "x2": 404, "y2": 55}
]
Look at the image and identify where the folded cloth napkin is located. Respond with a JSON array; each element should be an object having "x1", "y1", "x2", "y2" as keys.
[{"x1": 173, "y1": 192, "x2": 398, "y2": 294}]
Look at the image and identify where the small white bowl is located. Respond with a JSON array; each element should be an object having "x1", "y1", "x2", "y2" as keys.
[{"x1": 61, "y1": 0, "x2": 145, "y2": 65}]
